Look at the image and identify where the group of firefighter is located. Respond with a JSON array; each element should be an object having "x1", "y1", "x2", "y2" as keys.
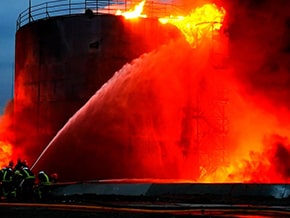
[{"x1": 0, "y1": 159, "x2": 57, "y2": 201}]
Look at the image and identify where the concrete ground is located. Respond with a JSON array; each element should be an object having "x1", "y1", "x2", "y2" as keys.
[{"x1": 1, "y1": 182, "x2": 290, "y2": 217}]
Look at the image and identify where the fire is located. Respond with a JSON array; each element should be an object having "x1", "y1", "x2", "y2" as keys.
[
  {"x1": 116, "y1": 0, "x2": 147, "y2": 19},
  {"x1": 159, "y1": 3, "x2": 226, "y2": 47},
  {"x1": 0, "y1": 141, "x2": 13, "y2": 168},
  {"x1": 14, "y1": 0, "x2": 290, "y2": 184}
]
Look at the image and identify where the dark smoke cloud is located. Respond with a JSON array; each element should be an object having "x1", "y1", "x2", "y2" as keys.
[
  {"x1": 274, "y1": 143, "x2": 290, "y2": 178},
  {"x1": 169, "y1": 0, "x2": 290, "y2": 182},
  {"x1": 225, "y1": 0, "x2": 290, "y2": 110},
  {"x1": 265, "y1": 134, "x2": 290, "y2": 179},
  {"x1": 226, "y1": 134, "x2": 290, "y2": 182},
  {"x1": 221, "y1": 0, "x2": 290, "y2": 182},
  {"x1": 174, "y1": 0, "x2": 290, "y2": 110}
]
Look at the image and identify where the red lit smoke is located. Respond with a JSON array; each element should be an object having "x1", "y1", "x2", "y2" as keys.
[
  {"x1": 32, "y1": 0, "x2": 290, "y2": 182},
  {"x1": 2, "y1": 0, "x2": 290, "y2": 182},
  {"x1": 0, "y1": 74, "x2": 42, "y2": 168},
  {"x1": 224, "y1": 0, "x2": 290, "y2": 181}
]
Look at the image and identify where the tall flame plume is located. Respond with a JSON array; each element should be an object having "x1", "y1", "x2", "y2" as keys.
[
  {"x1": 159, "y1": 3, "x2": 226, "y2": 47},
  {"x1": 0, "y1": 141, "x2": 13, "y2": 168},
  {"x1": 116, "y1": 0, "x2": 147, "y2": 19}
]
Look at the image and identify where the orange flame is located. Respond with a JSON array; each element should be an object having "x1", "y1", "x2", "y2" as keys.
[
  {"x1": 0, "y1": 141, "x2": 13, "y2": 168},
  {"x1": 116, "y1": 0, "x2": 147, "y2": 19},
  {"x1": 159, "y1": 3, "x2": 226, "y2": 47}
]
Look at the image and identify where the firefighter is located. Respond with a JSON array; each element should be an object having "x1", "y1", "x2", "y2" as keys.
[
  {"x1": 18, "y1": 166, "x2": 36, "y2": 201},
  {"x1": 1, "y1": 161, "x2": 15, "y2": 200},
  {"x1": 0, "y1": 168, "x2": 4, "y2": 199},
  {"x1": 50, "y1": 173, "x2": 58, "y2": 183},
  {"x1": 13, "y1": 169, "x2": 24, "y2": 199},
  {"x1": 0, "y1": 168, "x2": 3, "y2": 181},
  {"x1": 14, "y1": 158, "x2": 28, "y2": 171},
  {"x1": 36, "y1": 171, "x2": 52, "y2": 200}
]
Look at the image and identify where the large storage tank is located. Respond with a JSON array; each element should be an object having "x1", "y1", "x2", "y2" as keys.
[{"x1": 14, "y1": 1, "x2": 180, "y2": 163}]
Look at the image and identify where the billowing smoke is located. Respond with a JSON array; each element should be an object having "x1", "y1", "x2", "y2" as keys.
[
  {"x1": 34, "y1": 38, "x2": 221, "y2": 181},
  {"x1": 32, "y1": 0, "x2": 290, "y2": 182},
  {"x1": 2, "y1": 0, "x2": 290, "y2": 182},
  {"x1": 223, "y1": 0, "x2": 290, "y2": 182},
  {"x1": 226, "y1": 0, "x2": 290, "y2": 105},
  {"x1": 226, "y1": 134, "x2": 290, "y2": 182},
  {"x1": 267, "y1": 135, "x2": 290, "y2": 180},
  {"x1": 0, "y1": 79, "x2": 41, "y2": 168},
  {"x1": 224, "y1": 0, "x2": 290, "y2": 180}
]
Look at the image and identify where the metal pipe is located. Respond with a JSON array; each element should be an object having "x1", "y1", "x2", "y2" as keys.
[{"x1": 29, "y1": 0, "x2": 32, "y2": 22}]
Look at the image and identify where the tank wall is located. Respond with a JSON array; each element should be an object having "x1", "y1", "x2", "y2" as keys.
[{"x1": 14, "y1": 14, "x2": 180, "y2": 162}]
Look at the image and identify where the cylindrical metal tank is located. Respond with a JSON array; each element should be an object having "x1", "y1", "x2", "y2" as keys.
[{"x1": 14, "y1": 12, "x2": 180, "y2": 163}]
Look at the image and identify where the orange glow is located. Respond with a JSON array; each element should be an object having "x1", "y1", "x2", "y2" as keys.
[
  {"x1": 159, "y1": 3, "x2": 226, "y2": 47},
  {"x1": 0, "y1": 101, "x2": 26, "y2": 169},
  {"x1": 15, "y1": 1, "x2": 290, "y2": 184},
  {"x1": 0, "y1": 141, "x2": 13, "y2": 168},
  {"x1": 33, "y1": 4, "x2": 290, "y2": 182},
  {"x1": 116, "y1": 0, "x2": 147, "y2": 19},
  {"x1": 0, "y1": 105, "x2": 15, "y2": 169}
]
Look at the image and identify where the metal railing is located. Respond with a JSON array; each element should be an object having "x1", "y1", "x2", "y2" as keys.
[{"x1": 16, "y1": 0, "x2": 181, "y2": 30}]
